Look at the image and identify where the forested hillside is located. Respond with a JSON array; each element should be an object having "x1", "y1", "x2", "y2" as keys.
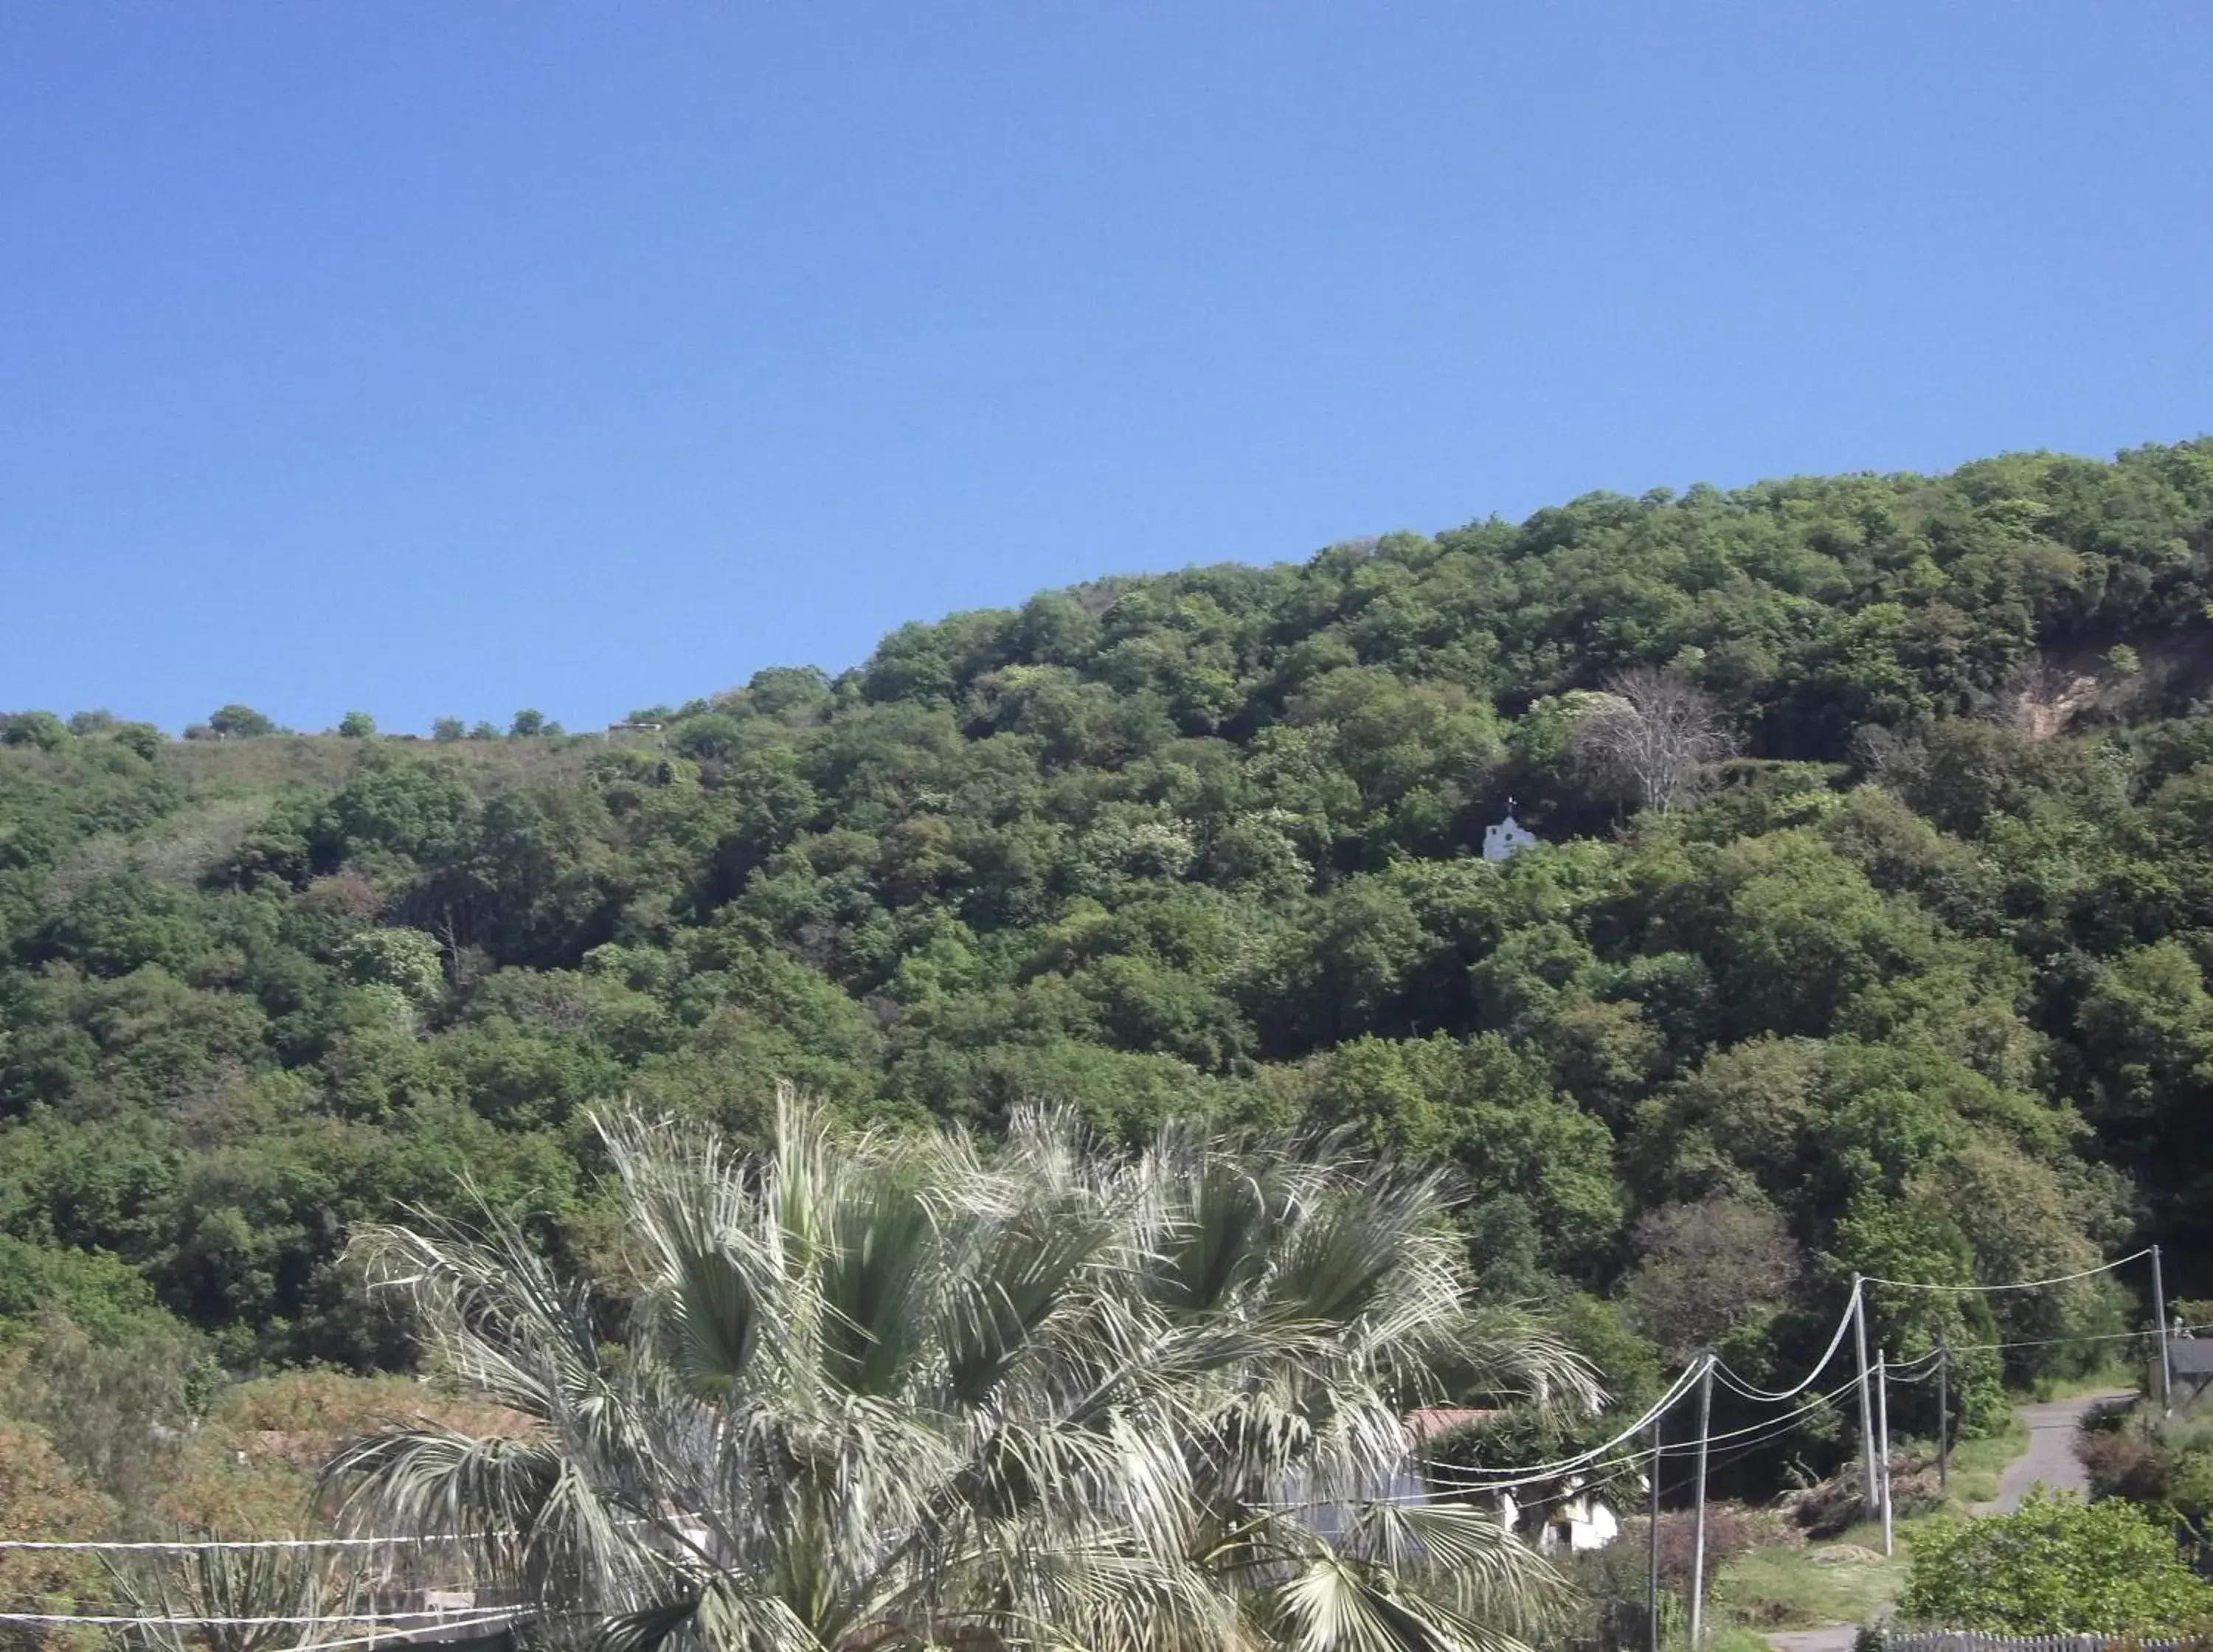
[{"x1": 7, "y1": 440, "x2": 2213, "y2": 1467}]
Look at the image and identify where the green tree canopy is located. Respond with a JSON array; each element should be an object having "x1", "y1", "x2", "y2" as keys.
[{"x1": 1901, "y1": 1488, "x2": 2212, "y2": 1635}]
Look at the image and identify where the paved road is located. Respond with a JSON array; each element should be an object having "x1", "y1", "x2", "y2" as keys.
[{"x1": 1974, "y1": 1390, "x2": 2134, "y2": 1513}]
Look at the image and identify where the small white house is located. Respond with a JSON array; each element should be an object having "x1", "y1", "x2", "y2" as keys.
[
  {"x1": 1475, "y1": 1479, "x2": 1623, "y2": 1553},
  {"x1": 1537, "y1": 1477, "x2": 1623, "y2": 1552}
]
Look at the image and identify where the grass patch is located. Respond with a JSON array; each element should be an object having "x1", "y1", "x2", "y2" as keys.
[
  {"x1": 1704, "y1": 1625, "x2": 1778, "y2": 1652},
  {"x1": 1936, "y1": 1412, "x2": 2027, "y2": 1507},
  {"x1": 1715, "y1": 1540, "x2": 1905, "y2": 1630},
  {"x1": 2027, "y1": 1361, "x2": 2142, "y2": 1403}
]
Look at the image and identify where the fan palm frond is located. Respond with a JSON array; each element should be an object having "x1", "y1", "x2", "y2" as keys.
[
  {"x1": 1271, "y1": 1552, "x2": 1537, "y2": 1652},
  {"x1": 327, "y1": 1094, "x2": 1587, "y2": 1652}
]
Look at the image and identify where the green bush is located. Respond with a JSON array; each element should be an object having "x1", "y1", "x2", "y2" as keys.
[{"x1": 1899, "y1": 1487, "x2": 2212, "y2": 1634}]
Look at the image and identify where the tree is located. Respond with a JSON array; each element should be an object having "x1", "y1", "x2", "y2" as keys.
[
  {"x1": 206, "y1": 704, "x2": 277, "y2": 738},
  {"x1": 1569, "y1": 669, "x2": 1731, "y2": 813},
  {"x1": 326, "y1": 1094, "x2": 1598, "y2": 1652},
  {"x1": 432, "y1": 718, "x2": 466, "y2": 742},
  {"x1": 12, "y1": 1308, "x2": 209, "y2": 1522},
  {"x1": 673, "y1": 713, "x2": 747, "y2": 763},
  {"x1": 508, "y1": 709, "x2": 547, "y2": 738},
  {"x1": 1621, "y1": 1195, "x2": 1798, "y2": 1363},
  {"x1": 336, "y1": 927, "x2": 447, "y2": 1006},
  {"x1": 747, "y1": 665, "x2": 834, "y2": 721},
  {"x1": 336, "y1": 712, "x2": 377, "y2": 739},
  {"x1": 324, "y1": 757, "x2": 477, "y2": 862},
  {"x1": 0, "y1": 711, "x2": 69, "y2": 751},
  {"x1": 1900, "y1": 1488, "x2": 2212, "y2": 1634},
  {"x1": 111, "y1": 722, "x2": 163, "y2": 759}
]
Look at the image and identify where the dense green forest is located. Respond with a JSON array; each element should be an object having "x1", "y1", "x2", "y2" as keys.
[{"x1": 7, "y1": 440, "x2": 2213, "y2": 1485}]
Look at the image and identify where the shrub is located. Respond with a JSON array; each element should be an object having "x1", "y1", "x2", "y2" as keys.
[
  {"x1": 2075, "y1": 1420, "x2": 2172, "y2": 1506},
  {"x1": 0, "y1": 1425, "x2": 114, "y2": 1651},
  {"x1": 1899, "y1": 1486, "x2": 2212, "y2": 1634}
]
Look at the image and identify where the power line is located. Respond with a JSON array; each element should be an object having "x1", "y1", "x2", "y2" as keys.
[
  {"x1": 1862, "y1": 1249, "x2": 2153, "y2": 1293},
  {"x1": 1933, "y1": 1320, "x2": 2212, "y2": 1357},
  {"x1": 249, "y1": 1615, "x2": 529, "y2": 1652},
  {"x1": 1427, "y1": 1368, "x2": 1865, "y2": 1497},
  {"x1": 1413, "y1": 1243, "x2": 2173, "y2": 1575},
  {"x1": 218, "y1": 1615, "x2": 524, "y2": 1652},
  {"x1": 1424, "y1": 1353, "x2": 1716, "y2": 1488},
  {"x1": 1428, "y1": 1294, "x2": 2169, "y2": 1500},
  {"x1": 1509, "y1": 1372, "x2": 1866, "y2": 1515},
  {"x1": 1710, "y1": 1285, "x2": 1863, "y2": 1403}
]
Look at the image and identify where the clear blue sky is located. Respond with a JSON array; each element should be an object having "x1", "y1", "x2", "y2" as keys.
[{"x1": 4, "y1": 3, "x2": 2208, "y2": 735}]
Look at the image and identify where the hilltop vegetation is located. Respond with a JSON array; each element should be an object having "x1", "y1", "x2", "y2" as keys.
[{"x1": 6, "y1": 440, "x2": 2213, "y2": 1522}]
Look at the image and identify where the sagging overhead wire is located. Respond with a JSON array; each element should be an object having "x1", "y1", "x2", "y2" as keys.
[
  {"x1": 1709, "y1": 1282, "x2": 1863, "y2": 1403},
  {"x1": 1912, "y1": 1320, "x2": 2212, "y2": 1359},
  {"x1": 1861, "y1": 1249, "x2": 2153, "y2": 1293},
  {"x1": 1424, "y1": 1366, "x2": 1864, "y2": 1496},
  {"x1": 1424, "y1": 1252, "x2": 2162, "y2": 1504},
  {"x1": 1603, "y1": 1371, "x2": 1865, "y2": 1484},
  {"x1": 1421, "y1": 1351, "x2": 1715, "y2": 1488}
]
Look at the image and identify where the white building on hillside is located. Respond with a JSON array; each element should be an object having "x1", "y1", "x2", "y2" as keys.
[{"x1": 1482, "y1": 806, "x2": 1538, "y2": 863}]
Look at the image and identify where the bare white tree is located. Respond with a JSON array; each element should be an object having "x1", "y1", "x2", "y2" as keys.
[{"x1": 1570, "y1": 667, "x2": 1734, "y2": 813}]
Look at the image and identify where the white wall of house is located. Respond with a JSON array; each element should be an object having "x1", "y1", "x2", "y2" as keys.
[{"x1": 1551, "y1": 1493, "x2": 1620, "y2": 1552}]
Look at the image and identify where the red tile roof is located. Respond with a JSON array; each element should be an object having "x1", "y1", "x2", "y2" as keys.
[{"x1": 1403, "y1": 1406, "x2": 1498, "y2": 1446}]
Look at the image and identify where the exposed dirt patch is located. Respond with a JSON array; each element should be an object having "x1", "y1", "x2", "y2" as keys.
[{"x1": 2003, "y1": 628, "x2": 2213, "y2": 738}]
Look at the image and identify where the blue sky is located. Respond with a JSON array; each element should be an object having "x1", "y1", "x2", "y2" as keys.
[{"x1": 4, "y1": 3, "x2": 2208, "y2": 735}]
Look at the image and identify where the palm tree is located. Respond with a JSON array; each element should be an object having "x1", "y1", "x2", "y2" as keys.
[{"x1": 324, "y1": 1094, "x2": 1599, "y2": 1652}]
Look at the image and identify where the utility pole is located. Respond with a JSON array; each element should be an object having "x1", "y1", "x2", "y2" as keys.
[
  {"x1": 1647, "y1": 1415, "x2": 1663, "y2": 1652},
  {"x1": 1852, "y1": 1277, "x2": 1879, "y2": 1516},
  {"x1": 2153, "y1": 1243, "x2": 2174, "y2": 1417},
  {"x1": 1936, "y1": 1336, "x2": 1950, "y2": 1499},
  {"x1": 1876, "y1": 1348, "x2": 1894, "y2": 1558},
  {"x1": 1688, "y1": 1356, "x2": 1714, "y2": 1648}
]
